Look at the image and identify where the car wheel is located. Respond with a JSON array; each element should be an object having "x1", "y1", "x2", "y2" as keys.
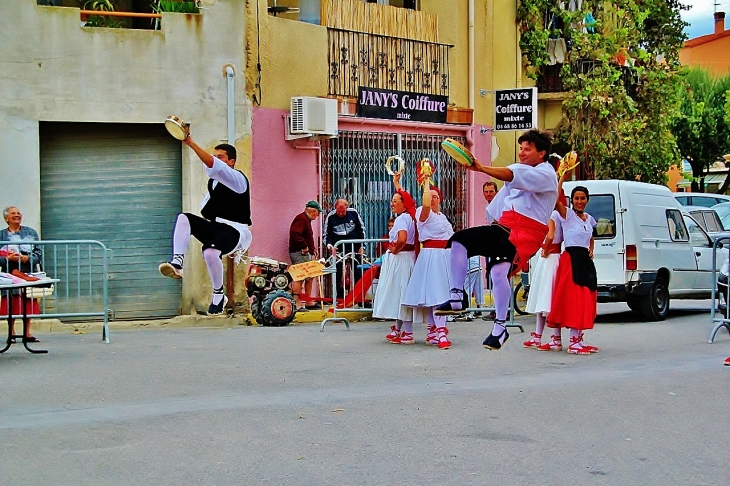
[
  {"x1": 640, "y1": 278, "x2": 669, "y2": 321},
  {"x1": 260, "y1": 290, "x2": 297, "y2": 327}
]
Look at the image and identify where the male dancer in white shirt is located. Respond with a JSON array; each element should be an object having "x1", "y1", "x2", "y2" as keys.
[
  {"x1": 159, "y1": 132, "x2": 252, "y2": 315},
  {"x1": 436, "y1": 129, "x2": 558, "y2": 350}
]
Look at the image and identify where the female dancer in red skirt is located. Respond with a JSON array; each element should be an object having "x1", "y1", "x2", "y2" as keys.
[{"x1": 546, "y1": 183, "x2": 599, "y2": 355}]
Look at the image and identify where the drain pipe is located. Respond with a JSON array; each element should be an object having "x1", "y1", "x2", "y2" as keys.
[
  {"x1": 225, "y1": 65, "x2": 236, "y2": 314},
  {"x1": 226, "y1": 66, "x2": 235, "y2": 145}
]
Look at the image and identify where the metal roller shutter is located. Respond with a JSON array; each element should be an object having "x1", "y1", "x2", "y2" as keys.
[{"x1": 40, "y1": 122, "x2": 182, "y2": 319}]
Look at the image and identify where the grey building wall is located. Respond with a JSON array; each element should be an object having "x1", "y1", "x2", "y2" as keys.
[{"x1": 0, "y1": 0, "x2": 251, "y2": 313}]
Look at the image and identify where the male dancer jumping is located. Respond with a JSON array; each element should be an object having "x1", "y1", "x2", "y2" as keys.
[
  {"x1": 159, "y1": 132, "x2": 252, "y2": 315},
  {"x1": 436, "y1": 129, "x2": 558, "y2": 350}
]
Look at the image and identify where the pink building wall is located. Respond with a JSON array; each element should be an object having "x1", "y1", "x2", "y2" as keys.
[
  {"x1": 250, "y1": 107, "x2": 322, "y2": 263},
  {"x1": 250, "y1": 107, "x2": 493, "y2": 264}
]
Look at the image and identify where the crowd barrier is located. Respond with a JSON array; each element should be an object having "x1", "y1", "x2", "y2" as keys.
[
  {"x1": 1, "y1": 240, "x2": 111, "y2": 343},
  {"x1": 709, "y1": 236, "x2": 730, "y2": 343},
  {"x1": 319, "y1": 238, "x2": 517, "y2": 332}
]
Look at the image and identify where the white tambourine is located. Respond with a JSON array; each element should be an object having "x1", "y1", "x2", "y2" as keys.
[
  {"x1": 385, "y1": 155, "x2": 405, "y2": 176},
  {"x1": 164, "y1": 115, "x2": 190, "y2": 141}
]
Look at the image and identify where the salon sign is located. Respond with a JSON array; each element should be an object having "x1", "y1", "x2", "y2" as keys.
[
  {"x1": 356, "y1": 87, "x2": 448, "y2": 123},
  {"x1": 494, "y1": 87, "x2": 538, "y2": 131}
]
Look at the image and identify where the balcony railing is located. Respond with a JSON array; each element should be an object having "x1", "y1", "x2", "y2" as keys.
[
  {"x1": 327, "y1": 28, "x2": 450, "y2": 99},
  {"x1": 537, "y1": 61, "x2": 639, "y2": 97}
]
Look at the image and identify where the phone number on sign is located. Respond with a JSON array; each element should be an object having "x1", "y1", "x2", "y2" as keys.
[{"x1": 496, "y1": 123, "x2": 532, "y2": 130}]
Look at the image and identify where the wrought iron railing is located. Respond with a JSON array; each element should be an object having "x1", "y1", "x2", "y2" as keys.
[{"x1": 328, "y1": 28, "x2": 451, "y2": 99}]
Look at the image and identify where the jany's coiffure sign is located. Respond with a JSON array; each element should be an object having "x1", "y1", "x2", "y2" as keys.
[
  {"x1": 494, "y1": 88, "x2": 537, "y2": 131},
  {"x1": 357, "y1": 87, "x2": 448, "y2": 123}
]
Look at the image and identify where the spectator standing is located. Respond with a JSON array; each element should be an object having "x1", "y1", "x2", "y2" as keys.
[
  {"x1": 323, "y1": 199, "x2": 366, "y2": 297},
  {"x1": 0, "y1": 206, "x2": 43, "y2": 342},
  {"x1": 288, "y1": 200, "x2": 323, "y2": 311}
]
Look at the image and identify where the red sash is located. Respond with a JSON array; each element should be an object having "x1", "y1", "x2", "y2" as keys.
[
  {"x1": 498, "y1": 210, "x2": 549, "y2": 276},
  {"x1": 542, "y1": 243, "x2": 562, "y2": 254},
  {"x1": 421, "y1": 239, "x2": 449, "y2": 249}
]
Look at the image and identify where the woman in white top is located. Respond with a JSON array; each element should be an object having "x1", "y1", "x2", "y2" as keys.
[
  {"x1": 373, "y1": 173, "x2": 417, "y2": 342},
  {"x1": 523, "y1": 209, "x2": 564, "y2": 349},
  {"x1": 546, "y1": 183, "x2": 599, "y2": 355},
  {"x1": 401, "y1": 184, "x2": 455, "y2": 348}
]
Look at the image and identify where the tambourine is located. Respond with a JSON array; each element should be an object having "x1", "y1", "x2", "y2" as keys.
[
  {"x1": 557, "y1": 151, "x2": 580, "y2": 177},
  {"x1": 385, "y1": 155, "x2": 405, "y2": 176},
  {"x1": 441, "y1": 138, "x2": 475, "y2": 167},
  {"x1": 164, "y1": 115, "x2": 190, "y2": 141},
  {"x1": 417, "y1": 158, "x2": 435, "y2": 187}
]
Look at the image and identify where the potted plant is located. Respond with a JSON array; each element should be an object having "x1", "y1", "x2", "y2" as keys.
[{"x1": 81, "y1": 0, "x2": 124, "y2": 28}]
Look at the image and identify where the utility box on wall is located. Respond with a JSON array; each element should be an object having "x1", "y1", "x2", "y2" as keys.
[{"x1": 290, "y1": 97, "x2": 338, "y2": 136}]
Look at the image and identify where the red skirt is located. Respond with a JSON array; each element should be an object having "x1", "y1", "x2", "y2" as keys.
[
  {"x1": 547, "y1": 252, "x2": 597, "y2": 330},
  {"x1": 0, "y1": 295, "x2": 40, "y2": 316}
]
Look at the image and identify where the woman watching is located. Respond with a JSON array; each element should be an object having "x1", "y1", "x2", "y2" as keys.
[{"x1": 0, "y1": 206, "x2": 43, "y2": 342}]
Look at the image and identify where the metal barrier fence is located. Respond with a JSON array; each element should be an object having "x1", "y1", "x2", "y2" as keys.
[
  {"x1": 320, "y1": 238, "x2": 515, "y2": 331},
  {"x1": 709, "y1": 236, "x2": 730, "y2": 343},
  {"x1": 1, "y1": 240, "x2": 111, "y2": 343},
  {"x1": 321, "y1": 238, "x2": 385, "y2": 331}
]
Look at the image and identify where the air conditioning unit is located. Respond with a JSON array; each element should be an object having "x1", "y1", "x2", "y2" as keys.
[{"x1": 290, "y1": 97, "x2": 338, "y2": 136}]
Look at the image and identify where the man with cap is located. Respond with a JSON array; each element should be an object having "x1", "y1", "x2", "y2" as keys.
[{"x1": 288, "y1": 200, "x2": 323, "y2": 311}]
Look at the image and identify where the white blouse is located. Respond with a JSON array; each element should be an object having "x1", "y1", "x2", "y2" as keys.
[
  {"x1": 560, "y1": 209, "x2": 596, "y2": 248},
  {"x1": 389, "y1": 212, "x2": 416, "y2": 244},
  {"x1": 549, "y1": 210, "x2": 564, "y2": 244},
  {"x1": 487, "y1": 162, "x2": 558, "y2": 225},
  {"x1": 415, "y1": 207, "x2": 454, "y2": 241}
]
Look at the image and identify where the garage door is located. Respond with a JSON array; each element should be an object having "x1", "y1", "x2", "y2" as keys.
[{"x1": 40, "y1": 122, "x2": 182, "y2": 319}]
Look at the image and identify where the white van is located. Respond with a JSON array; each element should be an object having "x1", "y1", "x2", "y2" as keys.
[{"x1": 563, "y1": 180, "x2": 723, "y2": 321}]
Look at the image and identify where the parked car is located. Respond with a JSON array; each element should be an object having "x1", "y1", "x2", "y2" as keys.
[
  {"x1": 564, "y1": 180, "x2": 727, "y2": 321},
  {"x1": 674, "y1": 192, "x2": 730, "y2": 208},
  {"x1": 680, "y1": 206, "x2": 730, "y2": 242},
  {"x1": 711, "y1": 202, "x2": 730, "y2": 231}
]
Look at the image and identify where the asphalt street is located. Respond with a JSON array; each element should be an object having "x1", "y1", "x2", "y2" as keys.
[{"x1": 1, "y1": 301, "x2": 729, "y2": 486}]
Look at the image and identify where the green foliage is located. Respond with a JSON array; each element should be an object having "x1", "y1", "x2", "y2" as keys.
[
  {"x1": 671, "y1": 68, "x2": 730, "y2": 191},
  {"x1": 80, "y1": 0, "x2": 124, "y2": 28},
  {"x1": 152, "y1": 0, "x2": 200, "y2": 14},
  {"x1": 517, "y1": 0, "x2": 688, "y2": 184}
]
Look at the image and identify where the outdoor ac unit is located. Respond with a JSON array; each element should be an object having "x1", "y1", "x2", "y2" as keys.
[{"x1": 290, "y1": 97, "x2": 338, "y2": 136}]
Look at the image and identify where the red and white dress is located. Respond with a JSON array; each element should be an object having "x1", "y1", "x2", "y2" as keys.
[
  {"x1": 373, "y1": 212, "x2": 416, "y2": 321},
  {"x1": 525, "y1": 211, "x2": 563, "y2": 315},
  {"x1": 402, "y1": 207, "x2": 454, "y2": 323},
  {"x1": 548, "y1": 209, "x2": 597, "y2": 330}
]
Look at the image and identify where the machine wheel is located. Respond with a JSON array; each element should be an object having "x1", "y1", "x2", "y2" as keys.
[
  {"x1": 639, "y1": 278, "x2": 669, "y2": 321},
  {"x1": 251, "y1": 296, "x2": 267, "y2": 325},
  {"x1": 272, "y1": 272, "x2": 292, "y2": 290},
  {"x1": 513, "y1": 281, "x2": 529, "y2": 315},
  {"x1": 260, "y1": 290, "x2": 297, "y2": 327}
]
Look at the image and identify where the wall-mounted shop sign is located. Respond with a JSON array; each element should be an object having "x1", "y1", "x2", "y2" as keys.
[
  {"x1": 357, "y1": 87, "x2": 448, "y2": 123},
  {"x1": 494, "y1": 87, "x2": 537, "y2": 131}
]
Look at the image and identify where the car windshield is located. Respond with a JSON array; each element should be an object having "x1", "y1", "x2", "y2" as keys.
[{"x1": 714, "y1": 205, "x2": 730, "y2": 231}]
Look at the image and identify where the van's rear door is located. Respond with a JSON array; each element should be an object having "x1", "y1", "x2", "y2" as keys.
[{"x1": 585, "y1": 182, "x2": 625, "y2": 286}]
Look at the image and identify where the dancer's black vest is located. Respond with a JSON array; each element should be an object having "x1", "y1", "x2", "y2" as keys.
[{"x1": 201, "y1": 173, "x2": 252, "y2": 225}]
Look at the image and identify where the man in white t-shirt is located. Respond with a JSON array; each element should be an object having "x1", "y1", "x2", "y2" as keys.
[{"x1": 436, "y1": 129, "x2": 558, "y2": 351}]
